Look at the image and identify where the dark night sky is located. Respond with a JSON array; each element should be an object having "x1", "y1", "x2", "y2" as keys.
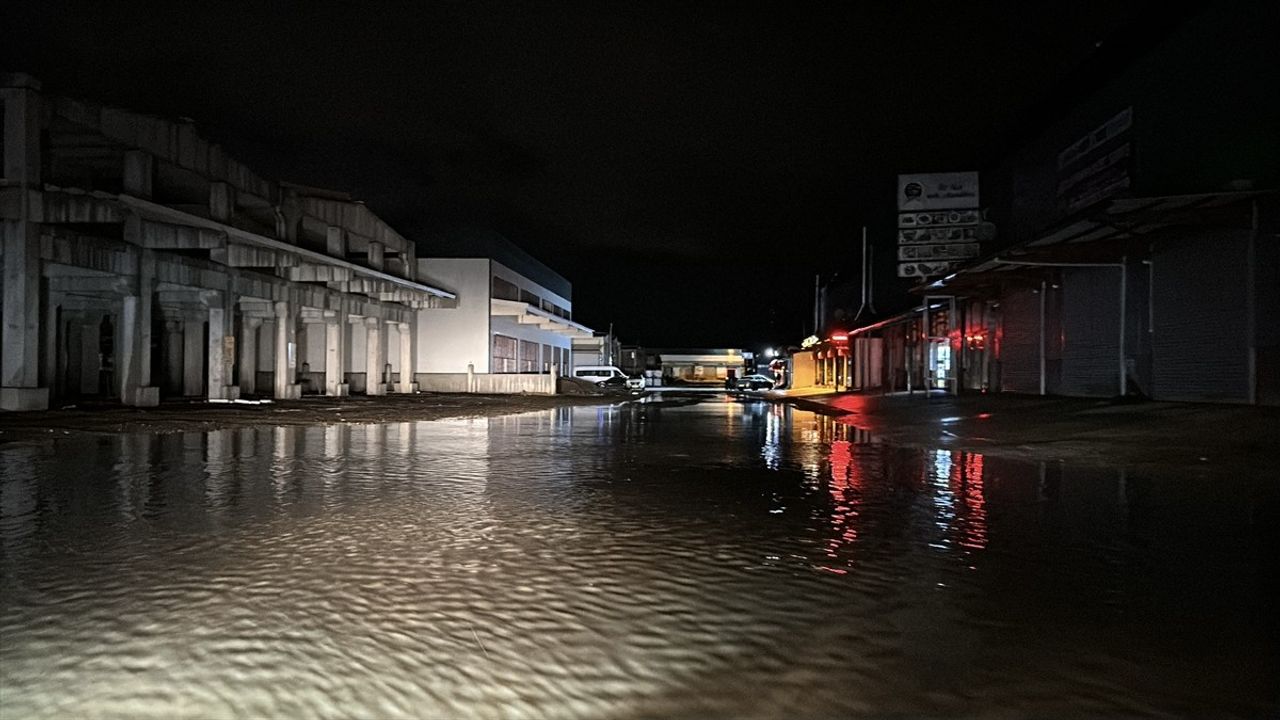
[{"x1": 3, "y1": 1, "x2": 1171, "y2": 347}]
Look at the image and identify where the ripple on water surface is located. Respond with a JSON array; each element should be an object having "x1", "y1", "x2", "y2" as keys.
[{"x1": 1, "y1": 400, "x2": 1277, "y2": 719}]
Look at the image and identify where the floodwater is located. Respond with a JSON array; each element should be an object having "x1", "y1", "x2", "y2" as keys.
[{"x1": 1, "y1": 398, "x2": 1276, "y2": 719}]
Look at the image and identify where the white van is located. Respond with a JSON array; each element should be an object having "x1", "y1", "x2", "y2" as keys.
[{"x1": 572, "y1": 365, "x2": 645, "y2": 390}]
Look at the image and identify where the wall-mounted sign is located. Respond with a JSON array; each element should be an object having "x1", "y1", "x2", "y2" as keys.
[
  {"x1": 897, "y1": 226, "x2": 979, "y2": 244},
  {"x1": 897, "y1": 172, "x2": 979, "y2": 211},
  {"x1": 897, "y1": 209, "x2": 980, "y2": 228},
  {"x1": 898, "y1": 243, "x2": 981, "y2": 261},
  {"x1": 1057, "y1": 107, "x2": 1133, "y2": 214},
  {"x1": 898, "y1": 261, "x2": 959, "y2": 278},
  {"x1": 896, "y1": 172, "x2": 981, "y2": 279}
]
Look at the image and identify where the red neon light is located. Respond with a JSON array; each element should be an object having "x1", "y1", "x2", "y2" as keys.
[{"x1": 830, "y1": 333, "x2": 849, "y2": 343}]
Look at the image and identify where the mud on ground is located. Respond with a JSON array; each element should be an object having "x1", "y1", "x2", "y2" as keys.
[{"x1": 0, "y1": 393, "x2": 623, "y2": 446}]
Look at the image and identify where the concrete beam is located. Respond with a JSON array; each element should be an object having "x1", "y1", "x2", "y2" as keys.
[
  {"x1": 210, "y1": 242, "x2": 293, "y2": 268},
  {"x1": 47, "y1": 274, "x2": 137, "y2": 297},
  {"x1": 130, "y1": 216, "x2": 226, "y2": 250}
]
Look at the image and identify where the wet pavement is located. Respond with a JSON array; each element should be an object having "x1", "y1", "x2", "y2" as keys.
[{"x1": 1, "y1": 396, "x2": 1277, "y2": 718}]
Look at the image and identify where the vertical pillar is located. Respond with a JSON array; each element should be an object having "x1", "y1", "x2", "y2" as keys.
[
  {"x1": 239, "y1": 317, "x2": 260, "y2": 395},
  {"x1": 325, "y1": 314, "x2": 347, "y2": 396},
  {"x1": 397, "y1": 321, "x2": 416, "y2": 393},
  {"x1": 367, "y1": 241, "x2": 385, "y2": 271},
  {"x1": 182, "y1": 315, "x2": 205, "y2": 396},
  {"x1": 365, "y1": 318, "x2": 385, "y2": 395},
  {"x1": 1, "y1": 224, "x2": 49, "y2": 410},
  {"x1": 1, "y1": 80, "x2": 49, "y2": 411},
  {"x1": 43, "y1": 293, "x2": 60, "y2": 399},
  {"x1": 326, "y1": 226, "x2": 346, "y2": 258},
  {"x1": 77, "y1": 315, "x2": 101, "y2": 396},
  {"x1": 163, "y1": 320, "x2": 184, "y2": 394},
  {"x1": 273, "y1": 300, "x2": 301, "y2": 399},
  {"x1": 120, "y1": 251, "x2": 158, "y2": 406},
  {"x1": 207, "y1": 305, "x2": 227, "y2": 400}
]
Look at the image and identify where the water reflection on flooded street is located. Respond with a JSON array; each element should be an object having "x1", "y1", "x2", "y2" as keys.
[{"x1": 1, "y1": 398, "x2": 1276, "y2": 718}]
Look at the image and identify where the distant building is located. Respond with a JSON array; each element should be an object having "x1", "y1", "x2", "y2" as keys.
[
  {"x1": 652, "y1": 349, "x2": 751, "y2": 385},
  {"x1": 570, "y1": 334, "x2": 620, "y2": 369},
  {"x1": 415, "y1": 256, "x2": 592, "y2": 393}
]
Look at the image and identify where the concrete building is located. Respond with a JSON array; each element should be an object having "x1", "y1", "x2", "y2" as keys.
[
  {"x1": 0, "y1": 73, "x2": 453, "y2": 411},
  {"x1": 413, "y1": 256, "x2": 592, "y2": 394},
  {"x1": 570, "y1": 333, "x2": 621, "y2": 370},
  {"x1": 652, "y1": 349, "x2": 751, "y2": 385}
]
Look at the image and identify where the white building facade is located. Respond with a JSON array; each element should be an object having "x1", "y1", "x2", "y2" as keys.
[{"x1": 414, "y1": 257, "x2": 592, "y2": 393}]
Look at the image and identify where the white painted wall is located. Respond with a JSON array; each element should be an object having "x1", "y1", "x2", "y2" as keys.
[
  {"x1": 490, "y1": 260, "x2": 573, "y2": 369},
  {"x1": 416, "y1": 257, "x2": 579, "y2": 375},
  {"x1": 415, "y1": 258, "x2": 492, "y2": 373}
]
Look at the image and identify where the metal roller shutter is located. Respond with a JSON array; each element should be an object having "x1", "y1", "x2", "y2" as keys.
[
  {"x1": 1152, "y1": 231, "x2": 1249, "y2": 402},
  {"x1": 998, "y1": 288, "x2": 1040, "y2": 394},
  {"x1": 1060, "y1": 267, "x2": 1121, "y2": 397}
]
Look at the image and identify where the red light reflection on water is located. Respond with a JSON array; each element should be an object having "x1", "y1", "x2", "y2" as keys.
[{"x1": 820, "y1": 436, "x2": 864, "y2": 572}]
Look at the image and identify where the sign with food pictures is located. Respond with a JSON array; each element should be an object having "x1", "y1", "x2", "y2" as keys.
[
  {"x1": 897, "y1": 261, "x2": 960, "y2": 278},
  {"x1": 897, "y1": 172, "x2": 979, "y2": 211},
  {"x1": 897, "y1": 226, "x2": 979, "y2": 244},
  {"x1": 897, "y1": 243, "x2": 981, "y2": 261}
]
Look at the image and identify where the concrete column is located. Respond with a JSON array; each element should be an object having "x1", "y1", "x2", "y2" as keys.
[
  {"x1": 182, "y1": 316, "x2": 205, "y2": 396},
  {"x1": 396, "y1": 321, "x2": 416, "y2": 393},
  {"x1": 43, "y1": 293, "x2": 61, "y2": 399},
  {"x1": 367, "y1": 241, "x2": 385, "y2": 271},
  {"x1": 163, "y1": 320, "x2": 184, "y2": 394},
  {"x1": 365, "y1": 318, "x2": 385, "y2": 396},
  {"x1": 119, "y1": 251, "x2": 159, "y2": 407},
  {"x1": 1, "y1": 81, "x2": 48, "y2": 410},
  {"x1": 77, "y1": 316, "x2": 101, "y2": 396},
  {"x1": 207, "y1": 306, "x2": 228, "y2": 400},
  {"x1": 118, "y1": 296, "x2": 159, "y2": 406},
  {"x1": 273, "y1": 300, "x2": 301, "y2": 399},
  {"x1": 209, "y1": 182, "x2": 235, "y2": 222},
  {"x1": 239, "y1": 317, "x2": 261, "y2": 395},
  {"x1": 1, "y1": 222, "x2": 49, "y2": 410},
  {"x1": 324, "y1": 316, "x2": 348, "y2": 396},
  {"x1": 326, "y1": 226, "x2": 346, "y2": 258}
]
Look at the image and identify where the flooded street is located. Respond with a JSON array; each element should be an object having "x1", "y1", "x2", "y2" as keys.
[{"x1": 2, "y1": 398, "x2": 1277, "y2": 718}]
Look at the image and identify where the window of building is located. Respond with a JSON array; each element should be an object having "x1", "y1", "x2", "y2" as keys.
[
  {"x1": 541, "y1": 343, "x2": 552, "y2": 372},
  {"x1": 518, "y1": 339, "x2": 539, "y2": 373},
  {"x1": 492, "y1": 276, "x2": 520, "y2": 301},
  {"x1": 519, "y1": 288, "x2": 541, "y2": 307},
  {"x1": 492, "y1": 334, "x2": 518, "y2": 373}
]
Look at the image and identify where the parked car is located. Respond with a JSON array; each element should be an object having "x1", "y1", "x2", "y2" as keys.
[
  {"x1": 735, "y1": 374, "x2": 776, "y2": 390},
  {"x1": 573, "y1": 365, "x2": 645, "y2": 390}
]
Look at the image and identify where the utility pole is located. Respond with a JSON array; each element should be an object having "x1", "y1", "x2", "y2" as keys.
[
  {"x1": 853, "y1": 226, "x2": 876, "y2": 323},
  {"x1": 813, "y1": 274, "x2": 821, "y2": 337}
]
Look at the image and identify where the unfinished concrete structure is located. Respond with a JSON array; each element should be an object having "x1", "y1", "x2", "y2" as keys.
[{"x1": 1, "y1": 73, "x2": 454, "y2": 411}]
